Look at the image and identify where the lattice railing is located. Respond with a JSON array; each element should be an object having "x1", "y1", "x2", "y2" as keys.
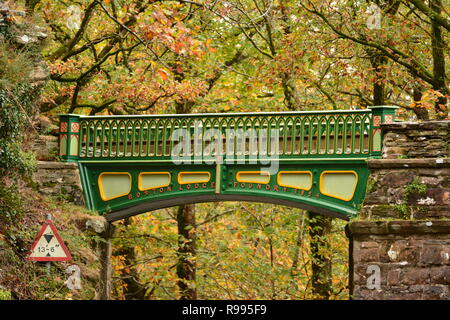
[{"x1": 59, "y1": 107, "x2": 397, "y2": 162}]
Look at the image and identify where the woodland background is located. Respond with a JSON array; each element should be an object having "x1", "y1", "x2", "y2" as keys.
[{"x1": 0, "y1": 0, "x2": 448, "y2": 300}]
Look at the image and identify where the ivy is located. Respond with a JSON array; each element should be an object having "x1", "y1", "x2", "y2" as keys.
[{"x1": 0, "y1": 25, "x2": 40, "y2": 225}]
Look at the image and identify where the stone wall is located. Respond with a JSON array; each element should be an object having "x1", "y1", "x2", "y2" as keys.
[
  {"x1": 30, "y1": 135, "x2": 59, "y2": 161},
  {"x1": 349, "y1": 220, "x2": 450, "y2": 300},
  {"x1": 348, "y1": 120, "x2": 450, "y2": 300},
  {"x1": 382, "y1": 121, "x2": 448, "y2": 159},
  {"x1": 362, "y1": 159, "x2": 450, "y2": 220},
  {"x1": 30, "y1": 134, "x2": 84, "y2": 204},
  {"x1": 33, "y1": 161, "x2": 84, "y2": 205}
]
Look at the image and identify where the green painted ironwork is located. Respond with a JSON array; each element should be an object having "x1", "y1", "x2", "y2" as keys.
[
  {"x1": 78, "y1": 160, "x2": 369, "y2": 221},
  {"x1": 58, "y1": 106, "x2": 398, "y2": 221}
]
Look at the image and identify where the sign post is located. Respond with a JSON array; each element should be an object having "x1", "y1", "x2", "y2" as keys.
[{"x1": 27, "y1": 214, "x2": 72, "y2": 271}]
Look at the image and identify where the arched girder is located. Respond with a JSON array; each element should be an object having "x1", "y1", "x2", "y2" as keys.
[
  {"x1": 105, "y1": 194, "x2": 350, "y2": 222},
  {"x1": 78, "y1": 159, "x2": 369, "y2": 223}
]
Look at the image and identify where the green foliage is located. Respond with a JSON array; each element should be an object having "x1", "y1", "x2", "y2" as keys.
[
  {"x1": 0, "y1": 184, "x2": 24, "y2": 223},
  {"x1": 0, "y1": 20, "x2": 40, "y2": 226},
  {"x1": 0, "y1": 7, "x2": 42, "y2": 157},
  {"x1": 0, "y1": 141, "x2": 36, "y2": 176},
  {"x1": 0, "y1": 42, "x2": 33, "y2": 90},
  {"x1": 393, "y1": 203, "x2": 410, "y2": 218},
  {"x1": 0, "y1": 288, "x2": 12, "y2": 300},
  {"x1": 404, "y1": 177, "x2": 427, "y2": 200},
  {"x1": 391, "y1": 178, "x2": 428, "y2": 219}
]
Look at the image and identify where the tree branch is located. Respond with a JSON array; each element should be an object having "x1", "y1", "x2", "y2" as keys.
[
  {"x1": 49, "y1": 1, "x2": 98, "y2": 61},
  {"x1": 96, "y1": 0, "x2": 170, "y2": 69},
  {"x1": 408, "y1": 0, "x2": 450, "y2": 32},
  {"x1": 301, "y1": 2, "x2": 435, "y2": 85}
]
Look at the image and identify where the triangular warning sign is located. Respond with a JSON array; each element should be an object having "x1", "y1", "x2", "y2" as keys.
[{"x1": 27, "y1": 220, "x2": 72, "y2": 262}]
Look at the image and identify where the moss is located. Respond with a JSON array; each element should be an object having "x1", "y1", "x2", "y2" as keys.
[
  {"x1": 366, "y1": 204, "x2": 410, "y2": 220},
  {"x1": 404, "y1": 177, "x2": 427, "y2": 200},
  {"x1": 367, "y1": 178, "x2": 429, "y2": 220},
  {"x1": 392, "y1": 203, "x2": 410, "y2": 219},
  {"x1": 366, "y1": 177, "x2": 377, "y2": 193}
]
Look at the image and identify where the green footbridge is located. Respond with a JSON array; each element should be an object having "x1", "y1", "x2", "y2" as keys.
[{"x1": 58, "y1": 106, "x2": 397, "y2": 221}]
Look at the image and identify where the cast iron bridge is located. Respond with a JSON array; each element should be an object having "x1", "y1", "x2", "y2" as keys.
[{"x1": 58, "y1": 106, "x2": 397, "y2": 221}]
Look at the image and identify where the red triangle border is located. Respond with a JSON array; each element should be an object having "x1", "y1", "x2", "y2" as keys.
[{"x1": 27, "y1": 220, "x2": 72, "y2": 262}]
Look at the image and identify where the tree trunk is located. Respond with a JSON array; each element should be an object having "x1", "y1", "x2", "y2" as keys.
[
  {"x1": 119, "y1": 218, "x2": 148, "y2": 300},
  {"x1": 280, "y1": 4, "x2": 300, "y2": 111},
  {"x1": 170, "y1": 37, "x2": 246, "y2": 300},
  {"x1": 344, "y1": 224, "x2": 354, "y2": 299},
  {"x1": 176, "y1": 203, "x2": 197, "y2": 300},
  {"x1": 307, "y1": 212, "x2": 332, "y2": 299},
  {"x1": 282, "y1": 72, "x2": 300, "y2": 111},
  {"x1": 367, "y1": 1, "x2": 401, "y2": 107},
  {"x1": 99, "y1": 222, "x2": 115, "y2": 300},
  {"x1": 370, "y1": 53, "x2": 387, "y2": 106},
  {"x1": 412, "y1": 81, "x2": 430, "y2": 120},
  {"x1": 290, "y1": 210, "x2": 305, "y2": 276},
  {"x1": 174, "y1": 94, "x2": 197, "y2": 298},
  {"x1": 430, "y1": 0, "x2": 447, "y2": 119}
]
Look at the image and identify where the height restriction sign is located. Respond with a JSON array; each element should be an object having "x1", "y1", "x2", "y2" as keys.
[{"x1": 27, "y1": 219, "x2": 72, "y2": 262}]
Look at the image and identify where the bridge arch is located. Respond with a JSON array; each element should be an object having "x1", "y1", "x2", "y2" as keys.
[{"x1": 105, "y1": 193, "x2": 350, "y2": 222}]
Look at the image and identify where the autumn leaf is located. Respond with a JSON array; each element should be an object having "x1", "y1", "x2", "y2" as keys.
[
  {"x1": 157, "y1": 69, "x2": 169, "y2": 81},
  {"x1": 174, "y1": 42, "x2": 184, "y2": 54},
  {"x1": 144, "y1": 30, "x2": 154, "y2": 41},
  {"x1": 204, "y1": 38, "x2": 217, "y2": 53}
]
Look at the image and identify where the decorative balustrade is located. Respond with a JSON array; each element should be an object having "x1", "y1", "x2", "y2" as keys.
[{"x1": 59, "y1": 106, "x2": 397, "y2": 162}]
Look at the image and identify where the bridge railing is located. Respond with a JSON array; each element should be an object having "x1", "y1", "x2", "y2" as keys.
[{"x1": 58, "y1": 106, "x2": 397, "y2": 162}]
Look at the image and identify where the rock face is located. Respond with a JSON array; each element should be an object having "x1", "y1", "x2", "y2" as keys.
[{"x1": 349, "y1": 120, "x2": 450, "y2": 300}]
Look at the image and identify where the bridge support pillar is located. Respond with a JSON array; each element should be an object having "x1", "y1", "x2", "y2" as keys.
[
  {"x1": 348, "y1": 120, "x2": 449, "y2": 300},
  {"x1": 348, "y1": 220, "x2": 450, "y2": 299}
]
